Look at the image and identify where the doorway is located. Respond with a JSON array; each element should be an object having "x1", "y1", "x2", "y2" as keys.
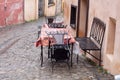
[
  {"x1": 70, "y1": 5, "x2": 77, "y2": 29},
  {"x1": 107, "y1": 18, "x2": 116, "y2": 55},
  {"x1": 38, "y1": 0, "x2": 44, "y2": 17},
  {"x1": 77, "y1": 0, "x2": 89, "y2": 37}
]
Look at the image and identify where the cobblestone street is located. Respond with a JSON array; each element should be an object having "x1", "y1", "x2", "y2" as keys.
[{"x1": 0, "y1": 15, "x2": 114, "y2": 80}]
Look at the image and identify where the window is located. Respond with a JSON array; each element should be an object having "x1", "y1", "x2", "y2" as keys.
[
  {"x1": 106, "y1": 17, "x2": 116, "y2": 62},
  {"x1": 48, "y1": 0, "x2": 54, "y2": 7},
  {"x1": 107, "y1": 17, "x2": 116, "y2": 55},
  {"x1": 70, "y1": 5, "x2": 77, "y2": 29},
  {"x1": 48, "y1": 0, "x2": 54, "y2": 5}
]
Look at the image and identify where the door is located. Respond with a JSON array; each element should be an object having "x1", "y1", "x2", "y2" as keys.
[
  {"x1": 0, "y1": 0, "x2": 24, "y2": 27},
  {"x1": 56, "y1": 0, "x2": 62, "y2": 14},
  {"x1": 77, "y1": 0, "x2": 89, "y2": 37},
  {"x1": 38, "y1": 0, "x2": 44, "y2": 17}
]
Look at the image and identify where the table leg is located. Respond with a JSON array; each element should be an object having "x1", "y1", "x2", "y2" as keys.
[
  {"x1": 48, "y1": 40, "x2": 50, "y2": 58},
  {"x1": 41, "y1": 45, "x2": 43, "y2": 67},
  {"x1": 71, "y1": 43, "x2": 73, "y2": 67}
]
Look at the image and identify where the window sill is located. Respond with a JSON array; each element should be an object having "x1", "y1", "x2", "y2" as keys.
[
  {"x1": 70, "y1": 24, "x2": 76, "y2": 29},
  {"x1": 106, "y1": 54, "x2": 113, "y2": 62}
]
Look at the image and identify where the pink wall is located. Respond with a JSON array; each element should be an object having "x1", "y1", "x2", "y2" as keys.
[
  {"x1": 0, "y1": 0, "x2": 6, "y2": 26},
  {"x1": 0, "y1": 0, "x2": 24, "y2": 27}
]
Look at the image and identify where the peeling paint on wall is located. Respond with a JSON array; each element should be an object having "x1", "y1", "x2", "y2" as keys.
[
  {"x1": 0, "y1": 0, "x2": 24, "y2": 27},
  {"x1": 0, "y1": 0, "x2": 6, "y2": 26}
]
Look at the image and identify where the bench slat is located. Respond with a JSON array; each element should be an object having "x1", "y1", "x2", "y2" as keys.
[{"x1": 75, "y1": 37, "x2": 100, "y2": 50}]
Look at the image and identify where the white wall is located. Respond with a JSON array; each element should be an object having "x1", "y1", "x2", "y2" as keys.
[{"x1": 24, "y1": 0, "x2": 38, "y2": 21}]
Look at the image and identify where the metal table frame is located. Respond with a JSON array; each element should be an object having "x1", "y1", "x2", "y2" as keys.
[{"x1": 40, "y1": 43, "x2": 74, "y2": 67}]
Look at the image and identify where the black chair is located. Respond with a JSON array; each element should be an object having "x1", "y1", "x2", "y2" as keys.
[{"x1": 47, "y1": 31, "x2": 71, "y2": 71}]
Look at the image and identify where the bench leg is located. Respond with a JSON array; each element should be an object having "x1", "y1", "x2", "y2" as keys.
[
  {"x1": 84, "y1": 50, "x2": 87, "y2": 55},
  {"x1": 41, "y1": 45, "x2": 43, "y2": 67},
  {"x1": 71, "y1": 43, "x2": 73, "y2": 67},
  {"x1": 48, "y1": 40, "x2": 50, "y2": 58},
  {"x1": 38, "y1": 31, "x2": 41, "y2": 39},
  {"x1": 99, "y1": 50, "x2": 101, "y2": 66},
  {"x1": 77, "y1": 54, "x2": 79, "y2": 64}
]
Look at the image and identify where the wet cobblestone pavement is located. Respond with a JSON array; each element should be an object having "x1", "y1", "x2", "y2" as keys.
[{"x1": 0, "y1": 14, "x2": 114, "y2": 80}]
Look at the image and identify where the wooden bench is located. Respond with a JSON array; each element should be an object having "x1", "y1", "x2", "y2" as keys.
[{"x1": 75, "y1": 17, "x2": 106, "y2": 66}]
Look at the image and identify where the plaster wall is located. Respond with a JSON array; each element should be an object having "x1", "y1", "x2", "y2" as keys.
[
  {"x1": 64, "y1": 0, "x2": 78, "y2": 37},
  {"x1": 110, "y1": 0, "x2": 120, "y2": 75},
  {"x1": 24, "y1": 0, "x2": 38, "y2": 21},
  {"x1": 89, "y1": 0, "x2": 120, "y2": 75},
  {"x1": 44, "y1": 0, "x2": 56, "y2": 16},
  {"x1": 62, "y1": 0, "x2": 64, "y2": 11},
  {"x1": 64, "y1": 0, "x2": 78, "y2": 25},
  {"x1": 56, "y1": 0, "x2": 62, "y2": 14},
  {"x1": 0, "y1": 0, "x2": 24, "y2": 27},
  {"x1": 64, "y1": 0, "x2": 120, "y2": 75}
]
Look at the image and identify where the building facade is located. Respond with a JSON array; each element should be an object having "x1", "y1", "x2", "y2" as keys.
[
  {"x1": 0, "y1": 0, "x2": 63, "y2": 27},
  {"x1": 64, "y1": 0, "x2": 120, "y2": 75}
]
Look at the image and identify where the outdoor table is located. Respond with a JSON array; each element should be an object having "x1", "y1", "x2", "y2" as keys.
[{"x1": 35, "y1": 24, "x2": 76, "y2": 67}]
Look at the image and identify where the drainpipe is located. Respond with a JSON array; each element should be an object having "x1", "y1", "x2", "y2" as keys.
[{"x1": 76, "y1": 0, "x2": 81, "y2": 37}]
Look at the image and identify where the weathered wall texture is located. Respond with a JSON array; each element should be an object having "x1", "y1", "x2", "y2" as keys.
[
  {"x1": 64, "y1": 0, "x2": 120, "y2": 75},
  {"x1": 44, "y1": 0, "x2": 56, "y2": 16},
  {"x1": 0, "y1": 0, "x2": 24, "y2": 27},
  {"x1": 56, "y1": 0, "x2": 62, "y2": 14},
  {"x1": 24, "y1": 0, "x2": 38, "y2": 21},
  {"x1": 44, "y1": 0, "x2": 63, "y2": 16},
  {"x1": 61, "y1": 0, "x2": 64, "y2": 12},
  {"x1": 89, "y1": 0, "x2": 120, "y2": 75},
  {"x1": 111, "y1": 0, "x2": 120, "y2": 75},
  {"x1": 64, "y1": 0, "x2": 78, "y2": 37},
  {"x1": 0, "y1": 0, "x2": 5, "y2": 26}
]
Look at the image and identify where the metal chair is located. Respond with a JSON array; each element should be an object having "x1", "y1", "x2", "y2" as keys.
[
  {"x1": 45, "y1": 16, "x2": 56, "y2": 24},
  {"x1": 37, "y1": 25, "x2": 42, "y2": 39},
  {"x1": 48, "y1": 23, "x2": 67, "y2": 28},
  {"x1": 47, "y1": 31, "x2": 71, "y2": 71}
]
